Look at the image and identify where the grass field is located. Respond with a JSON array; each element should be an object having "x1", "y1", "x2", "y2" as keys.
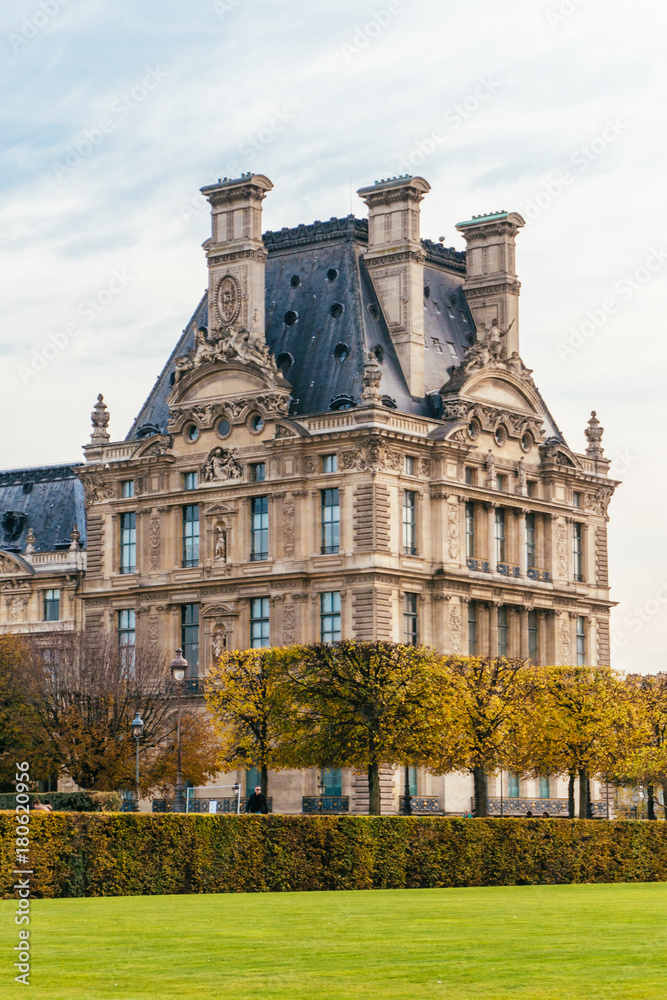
[{"x1": 1, "y1": 883, "x2": 666, "y2": 999}]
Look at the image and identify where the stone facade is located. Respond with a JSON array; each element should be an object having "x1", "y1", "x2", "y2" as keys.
[{"x1": 0, "y1": 173, "x2": 618, "y2": 815}]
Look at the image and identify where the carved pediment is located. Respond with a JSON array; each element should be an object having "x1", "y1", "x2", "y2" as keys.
[
  {"x1": 202, "y1": 502, "x2": 238, "y2": 516},
  {"x1": 201, "y1": 603, "x2": 238, "y2": 618},
  {"x1": 0, "y1": 551, "x2": 34, "y2": 576}
]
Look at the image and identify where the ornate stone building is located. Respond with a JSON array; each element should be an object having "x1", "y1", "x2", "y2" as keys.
[{"x1": 0, "y1": 173, "x2": 618, "y2": 815}]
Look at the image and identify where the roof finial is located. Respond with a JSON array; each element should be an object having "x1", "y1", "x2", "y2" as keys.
[
  {"x1": 90, "y1": 394, "x2": 110, "y2": 444},
  {"x1": 361, "y1": 350, "x2": 382, "y2": 402},
  {"x1": 585, "y1": 410, "x2": 604, "y2": 459},
  {"x1": 25, "y1": 527, "x2": 36, "y2": 556},
  {"x1": 70, "y1": 524, "x2": 81, "y2": 551}
]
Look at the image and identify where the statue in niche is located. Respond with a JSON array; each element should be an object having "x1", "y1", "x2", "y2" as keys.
[
  {"x1": 214, "y1": 525, "x2": 227, "y2": 561},
  {"x1": 212, "y1": 629, "x2": 227, "y2": 660}
]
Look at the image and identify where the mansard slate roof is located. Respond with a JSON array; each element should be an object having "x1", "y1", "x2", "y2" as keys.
[
  {"x1": 126, "y1": 217, "x2": 476, "y2": 440},
  {"x1": 0, "y1": 465, "x2": 86, "y2": 553}
]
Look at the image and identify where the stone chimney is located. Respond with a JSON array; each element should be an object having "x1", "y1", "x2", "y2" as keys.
[
  {"x1": 455, "y1": 211, "x2": 525, "y2": 357},
  {"x1": 200, "y1": 173, "x2": 273, "y2": 338},
  {"x1": 357, "y1": 175, "x2": 430, "y2": 397}
]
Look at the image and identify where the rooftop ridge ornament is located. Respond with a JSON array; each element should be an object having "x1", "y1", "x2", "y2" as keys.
[
  {"x1": 585, "y1": 410, "x2": 605, "y2": 459},
  {"x1": 361, "y1": 351, "x2": 382, "y2": 402},
  {"x1": 90, "y1": 394, "x2": 110, "y2": 444}
]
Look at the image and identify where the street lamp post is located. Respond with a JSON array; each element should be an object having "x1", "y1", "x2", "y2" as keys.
[
  {"x1": 131, "y1": 711, "x2": 144, "y2": 810},
  {"x1": 169, "y1": 648, "x2": 189, "y2": 812}
]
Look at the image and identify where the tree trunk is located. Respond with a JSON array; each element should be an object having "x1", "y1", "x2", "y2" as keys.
[
  {"x1": 368, "y1": 763, "x2": 381, "y2": 815},
  {"x1": 403, "y1": 767, "x2": 412, "y2": 816},
  {"x1": 647, "y1": 783, "x2": 656, "y2": 821},
  {"x1": 662, "y1": 782, "x2": 667, "y2": 819},
  {"x1": 473, "y1": 767, "x2": 488, "y2": 818},
  {"x1": 568, "y1": 772, "x2": 575, "y2": 819},
  {"x1": 578, "y1": 767, "x2": 588, "y2": 819},
  {"x1": 260, "y1": 764, "x2": 268, "y2": 798}
]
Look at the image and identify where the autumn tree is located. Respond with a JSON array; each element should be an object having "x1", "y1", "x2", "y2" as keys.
[
  {"x1": 143, "y1": 708, "x2": 221, "y2": 797},
  {"x1": 205, "y1": 646, "x2": 300, "y2": 796},
  {"x1": 284, "y1": 641, "x2": 445, "y2": 815},
  {"x1": 426, "y1": 656, "x2": 540, "y2": 818},
  {"x1": 616, "y1": 673, "x2": 667, "y2": 820},
  {"x1": 529, "y1": 665, "x2": 631, "y2": 818},
  {"x1": 25, "y1": 631, "x2": 178, "y2": 791},
  {"x1": 0, "y1": 635, "x2": 58, "y2": 789}
]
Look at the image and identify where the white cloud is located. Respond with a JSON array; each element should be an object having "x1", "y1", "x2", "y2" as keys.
[{"x1": 1, "y1": 0, "x2": 666, "y2": 668}]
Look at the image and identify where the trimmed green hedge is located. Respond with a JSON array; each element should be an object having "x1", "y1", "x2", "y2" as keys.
[
  {"x1": 1, "y1": 815, "x2": 666, "y2": 899},
  {"x1": 0, "y1": 791, "x2": 121, "y2": 812}
]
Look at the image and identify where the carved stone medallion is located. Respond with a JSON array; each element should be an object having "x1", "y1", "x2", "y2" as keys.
[{"x1": 217, "y1": 274, "x2": 241, "y2": 326}]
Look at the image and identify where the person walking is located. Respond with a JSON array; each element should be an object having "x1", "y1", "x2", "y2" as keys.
[{"x1": 245, "y1": 785, "x2": 269, "y2": 814}]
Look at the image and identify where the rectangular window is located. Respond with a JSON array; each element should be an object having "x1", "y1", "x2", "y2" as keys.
[
  {"x1": 121, "y1": 480, "x2": 134, "y2": 498},
  {"x1": 118, "y1": 609, "x2": 136, "y2": 674},
  {"x1": 245, "y1": 766, "x2": 261, "y2": 797},
  {"x1": 508, "y1": 772, "x2": 520, "y2": 798},
  {"x1": 498, "y1": 605, "x2": 508, "y2": 657},
  {"x1": 526, "y1": 512, "x2": 536, "y2": 569},
  {"x1": 573, "y1": 491, "x2": 582, "y2": 508},
  {"x1": 322, "y1": 454, "x2": 338, "y2": 473},
  {"x1": 403, "y1": 593, "x2": 418, "y2": 645},
  {"x1": 527, "y1": 481, "x2": 537, "y2": 498},
  {"x1": 321, "y1": 488, "x2": 340, "y2": 554},
  {"x1": 402, "y1": 490, "x2": 416, "y2": 555},
  {"x1": 468, "y1": 601, "x2": 477, "y2": 655},
  {"x1": 465, "y1": 467, "x2": 475, "y2": 486},
  {"x1": 466, "y1": 501, "x2": 475, "y2": 558},
  {"x1": 573, "y1": 523, "x2": 583, "y2": 581},
  {"x1": 43, "y1": 589, "x2": 60, "y2": 622},
  {"x1": 181, "y1": 604, "x2": 199, "y2": 676},
  {"x1": 495, "y1": 508, "x2": 506, "y2": 565},
  {"x1": 120, "y1": 512, "x2": 136, "y2": 574},
  {"x1": 250, "y1": 496, "x2": 269, "y2": 561},
  {"x1": 251, "y1": 463, "x2": 266, "y2": 483},
  {"x1": 250, "y1": 597, "x2": 270, "y2": 648},
  {"x1": 320, "y1": 591, "x2": 341, "y2": 643},
  {"x1": 495, "y1": 474, "x2": 506, "y2": 492},
  {"x1": 539, "y1": 776, "x2": 550, "y2": 799},
  {"x1": 528, "y1": 610, "x2": 538, "y2": 663},
  {"x1": 404, "y1": 455, "x2": 415, "y2": 476},
  {"x1": 182, "y1": 505, "x2": 200, "y2": 568},
  {"x1": 407, "y1": 766, "x2": 418, "y2": 797},
  {"x1": 321, "y1": 767, "x2": 342, "y2": 797},
  {"x1": 576, "y1": 616, "x2": 586, "y2": 666},
  {"x1": 184, "y1": 471, "x2": 198, "y2": 491}
]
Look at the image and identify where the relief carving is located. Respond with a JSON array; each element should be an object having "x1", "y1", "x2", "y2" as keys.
[
  {"x1": 449, "y1": 605, "x2": 462, "y2": 653},
  {"x1": 201, "y1": 447, "x2": 243, "y2": 483},
  {"x1": 149, "y1": 512, "x2": 160, "y2": 572},
  {"x1": 283, "y1": 499, "x2": 295, "y2": 556},
  {"x1": 556, "y1": 522, "x2": 568, "y2": 577},
  {"x1": 283, "y1": 601, "x2": 296, "y2": 644},
  {"x1": 447, "y1": 500, "x2": 459, "y2": 560}
]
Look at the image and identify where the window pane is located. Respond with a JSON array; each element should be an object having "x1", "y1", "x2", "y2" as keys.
[
  {"x1": 184, "y1": 472, "x2": 198, "y2": 491},
  {"x1": 404, "y1": 592, "x2": 418, "y2": 646},
  {"x1": 118, "y1": 609, "x2": 136, "y2": 674},
  {"x1": 251, "y1": 463, "x2": 266, "y2": 482},
  {"x1": 246, "y1": 766, "x2": 261, "y2": 797},
  {"x1": 498, "y1": 605, "x2": 508, "y2": 657},
  {"x1": 181, "y1": 604, "x2": 199, "y2": 675},
  {"x1": 182, "y1": 505, "x2": 200, "y2": 567},
  {"x1": 321, "y1": 767, "x2": 342, "y2": 796},
  {"x1": 528, "y1": 610, "x2": 538, "y2": 662},
  {"x1": 121, "y1": 480, "x2": 134, "y2": 498},
  {"x1": 250, "y1": 497, "x2": 269, "y2": 561},
  {"x1": 43, "y1": 589, "x2": 60, "y2": 622},
  {"x1": 576, "y1": 615, "x2": 586, "y2": 666},
  {"x1": 321, "y1": 488, "x2": 340, "y2": 554},
  {"x1": 120, "y1": 512, "x2": 136, "y2": 574},
  {"x1": 573, "y1": 523, "x2": 583, "y2": 581},
  {"x1": 495, "y1": 509, "x2": 505, "y2": 564},
  {"x1": 322, "y1": 455, "x2": 338, "y2": 473},
  {"x1": 465, "y1": 502, "x2": 475, "y2": 559},
  {"x1": 468, "y1": 601, "x2": 477, "y2": 655},
  {"x1": 402, "y1": 491, "x2": 416, "y2": 555},
  {"x1": 320, "y1": 591, "x2": 341, "y2": 643},
  {"x1": 404, "y1": 456, "x2": 415, "y2": 475},
  {"x1": 250, "y1": 597, "x2": 270, "y2": 648},
  {"x1": 539, "y1": 777, "x2": 550, "y2": 799},
  {"x1": 508, "y1": 772, "x2": 520, "y2": 798},
  {"x1": 526, "y1": 512, "x2": 535, "y2": 569}
]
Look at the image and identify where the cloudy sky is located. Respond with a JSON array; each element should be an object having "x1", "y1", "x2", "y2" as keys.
[{"x1": 1, "y1": 0, "x2": 665, "y2": 670}]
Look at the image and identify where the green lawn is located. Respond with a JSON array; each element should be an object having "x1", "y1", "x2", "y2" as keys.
[{"x1": 1, "y1": 883, "x2": 665, "y2": 999}]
